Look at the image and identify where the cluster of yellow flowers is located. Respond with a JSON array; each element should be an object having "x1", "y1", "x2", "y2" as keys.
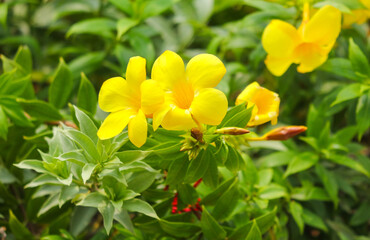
[
  {"x1": 97, "y1": 51, "x2": 280, "y2": 147},
  {"x1": 97, "y1": 3, "x2": 355, "y2": 147}
]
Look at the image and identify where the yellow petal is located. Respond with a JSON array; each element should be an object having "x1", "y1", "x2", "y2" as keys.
[
  {"x1": 236, "y1": 82, "x2": 280, "y2": 126},
  {"x1": 190, "y1": 88, "x2": 227, "y2": 125},
  {"x1": 128, "y1": 109, "x2": 147, "y2": 147},
  {"x1": 153, "y1": 104, "x2": 171, "y2": 131},
  {"x1": 262, "y1": 20, "x2": 301, "y2": 57},
  {"x1": 98, "y1": 77, "x2": 140, "y2": 112},
  {"x1": 140, "y1": 80, "x2": 165, "y2": 116},
  {"x1": 301, "y1": 5, "x2": 341, "y2": 46},
  {"x1": 126, "y1": 56, "x2": 146, "y2": 87},
  {"x1": 294, "y1": 43, "x2": 328, "y2": 73},
  {"x1": 161, "y1": 106, "x2": 196, "y2": 130},
  {"x1": 151, "y1": 50, "x2": 185, "y2": 89},
  {"x1": 97, "y1": 109, "x2": 136, "y2": 140},
  {"x1": 264, "y1": 55, "x2": 293, "y2": 77},
  {"x1": 186, "y1": 54, "x2": 226, "y2": 90}
]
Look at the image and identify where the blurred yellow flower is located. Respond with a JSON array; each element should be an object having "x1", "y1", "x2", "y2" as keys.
[
  {"x1": 262, "y1": 4, "x2": 341, "y2": 76},
  {"x1": 151, "y1": 50, "x2": 228, "y2": 130},
  {"x1": 97, "y1": 56, "x2": 165, "y2": 147},
  {"x1": 343, "y1": 0, "x2": 370, "y2": 27},
  {"x1": 236, "y1": 82, "x2": 280, "y2": 126}
]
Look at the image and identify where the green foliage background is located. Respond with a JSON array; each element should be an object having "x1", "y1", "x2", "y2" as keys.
[{"x1": 0, "y1": 0, "x2": 369, "y2": 239}]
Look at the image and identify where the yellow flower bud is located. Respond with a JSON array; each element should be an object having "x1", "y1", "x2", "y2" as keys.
[{"x1": 214, "y1": 127, "x2": 250, "y2": 135}]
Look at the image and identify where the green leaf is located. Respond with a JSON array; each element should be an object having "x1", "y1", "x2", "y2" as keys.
[
  {"x1": 219, "y1": 104, "x2": 252, "y2": 128},
  {"x1": 59, "y1": 185, "x2": 80, "y2": 207},
  {"x1": 77, "y1": 192, "x2": 108, "y2": 208},
  {"x1": 8, "y1": 210, "x2": 34, "y2": 240},
  {"x1": 49, "y1": 58, "x2": 73, "y2": 109},
  {"x1": 14, "y1": 45, "x2": 32, "y2": 74},
  {"x1": 70, "y1": 207, "x2": 97, "y2": 236},
  {"x1": 284, "y1": 152, "x2": 319, "y2": 178},
  {"x1": 115, "y1": 150, "x2": 152, "y2": 165},
  {"x1": 17, "y1": 99, "x2": 63, "y2": 121},
  {"x1": 141, "y1": 0, "x2": 176, "y2": 19},
  {"x1": 0, "y1": 96, "x2": 33, "y2": 127},
  {"x1": 82, "y1": 163, "x2": 97, "y2": 184},
  {"x1": 258, "y1": 151, "x2": 295, "y2": 168},
  {"x1": 225, "y1": 145, "x2": 245, "y2": 172},
  {"x1": 166, "y1": 155, "x2": 189, "y2": 186},
  {"x1": 315, "y1": 164, "x2": 338, "y2": 207},
  {"x1": 109, "y1": 0, "x2": 133, "y2": 16},
  {"x1": 123, "y1": 198, "x2": 158, "y2": 219},
  {"x1": 258, "y1": 183, "x2": 287, "y2": 200},
  {"x1": 117, "y1": 18, "x2": 138, "y2": 39},
  {"x1": 289, "y1": 201, "x2": 304, "y2": 234},
  {"x1": 327, "y1": 154, "x2": 369, "y2": 177},
  {"x1": 77, "y1": 73, "x2": 97, "y2": 115},
  {"x1": 302, "y1": 209, "x2": 328, "y2": 232},
  {"x1": 350, "y1": 202, "x2": 370, "y2": 226},
  {"x1": 229, "y1": 208, "x2": 277, "y2": 240},
  {"x1": 67, "y1": 18, "x2": 117, "y2": 38},
  {"x1": 98, "y1": 200, "x2": 115, "y2": 234},
  {"x1": 319, "y1": 58, "x2": 361, "y2": 81},
  {"x1": 69, "y1": 52, "x2": 105, "y2": 78},
  {"x1": 0, "y1": 3, "x2": 8, "y2": 27},
  {"x1": 349, "y1": 38, "x2": 370, "y2": 76},
  {"x1": 0, "y1": 166, "x2": 17, "y2": 184},
  {"x1": 185, "y1": 149, "x2": 211, "y2": 183},
  {"x1": 202, "y1": 177, "x2": 236, "y2": 205},
  {"x1": 159, "y1": 220, "x2": 201, "y2": 238},
  {"x1": 331, "y1": 83, "x2": 369, "y2": 107},
  {"x1": 291, "y1": 187, "x2": 331, "y2": 201},
  {"x1": 64, "y1": 128, "x2": 100, "y2": 163},
  {"x1": 201, "y1": 207, "x2": 227, "y2": 240},
  {"x1": 74, "y1": 105, "x2": 98, "y2": 144},
  {"x1": 38, "y1": 193, "x2": 59, "y2": 216},
  {"x1": 212, "y1": 178, "x2": 239, "y2": 220},
  {"x1": 203, "y1": 153, "x2": 219, "y2": 188},
  {"x1": 0, "y1": 105, "x2": 8, "y2": 140},
  {"x1": 114, "y1": 209, "x2": 135, "y2": 233},
  {"x1": 127, "y1": 171, "x2": 156, "y2": 193},
  {"x1": 246, "y1": 220, "x2": 262, "y2": 240},
  {"x1": 178, "y1": 183, "x2": 198, "y2": 205},
  {"x1": 356, "y1": 91, "x2": 370, "y2": 139}
]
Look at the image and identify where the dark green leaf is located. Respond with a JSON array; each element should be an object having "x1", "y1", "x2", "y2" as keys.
[
  {"x1": 124, "y1": 198, "x2": 159, "y2": 219},
  {"x1": 356, "y1": 91, "x2": 370, "y2": 139},
  {"x1": 17, "y1": 99, "x2": 63, "y2": 121},
  {"x1": 185, "y1": 149, "x2": 211, "y2": 183},
  {"x1": 0, "y1": 96, "x2": 33, "y2": 127},
  {"x1": 77, "y1": 73, "x2": 97, "y2": 115},
  {"x1": 212, "y1": 178, "x2": 239, "y2": 220},
  {"x1": 289, "y1": 201, "x2": 304, "y2": 234},
  {"x1": 0, "y1": 105, "x2": 8, "y2": 140},
  {"x1": 67, "y1": 18, "x2": 116, "y2": 38},
  {"x1": 8, "y1": 210, "x2": 34, "y2": 240},
  {"x1": 315, "y1": 164, "x2": 338, "y2": 207},
  {"x1": 246, "y1": 220, "x2": 262, "y2": 240},
  {"x1": 302, "y1": 208, "x2": 328, "y2": 232},
  {"x1": 201, "y1": 207, "x2": 226, "y2": 240},
  {"x1": 49, "y1": 58, "x2": 73, "y2": 109},
  {"x1": 349, "y1": 38, "x2": 370, "y2": 76},
  {"x1": 159, "y1": 220, "x2": 201, "y2": 238}
]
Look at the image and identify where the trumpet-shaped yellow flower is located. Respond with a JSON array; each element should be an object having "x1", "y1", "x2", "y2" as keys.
[
  {"x1": 262, "y1": 4, "x2": 341, "y2": 76},
  {"x1": 97, "y1": 56, "x2": 165, "y2": 147},
  {"x1": 236, "y1": 82, "x2": 280, "y2": 126},
  {"x1": 151, "y1": 50, "x2": 228, "y2": 131},
  {"x1": 343, "y1": 0, "x2": 370, "y2": 27}
]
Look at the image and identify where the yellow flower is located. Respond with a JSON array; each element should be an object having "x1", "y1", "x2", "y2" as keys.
[
  {"x1": 262, "y1": 4, "x2": 341, "y2": 76},
  {"x1": 343, "y1": 0, "x2": 370, "y2": 27},
  {"x1": 151, "y1": 50, "x2": 228, "y2": 130},
  {"x1": 97, "y1": 56, "x2": 165, "y2": 147},
  {"x1": 235, "y1": 82, "x2": 280, "y2": 126}
]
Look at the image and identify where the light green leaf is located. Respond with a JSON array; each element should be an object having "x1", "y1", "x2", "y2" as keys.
[
  {"x1": 109, "y1": 0, "x2": 133, "y2": 16},
  {"x1": 49, "y1": 58, "x2": 73, "y2": 109},
  {"x1": 67, "y1": 18, "x2": 116, "y2": 38},
  {"x1": 115, "y1": 150, "x2": 152, "y2": 165},
  {"x1": 258, "y1": 183, "x2": 287, "y2": 200},
  {"x1": 0, "y1": 166, "x2": 17, "y2": 184},
  {"x1": 74, "y1": 105, "x2": 98, "y2": 144},
  {"x1": 77, "y1": 192, "x2": 108, "y2": 208},
  {"x1": 289, "y1": 201, "x2": 304, "y2": 234},
  {"x1": 327, "y1": 154, "x2": 369, "y2": 177},
  {"x1": 117, "y1": 18, "x2": 138, "y2": 39},
  {"x1": 98, "y1": 200, "x2": 115, "y2": 234},
  {"x1": 0, "y1": 96, "x2": 33, "y2": 127},
  {"x1": 0, "y1": 3, "x2": 8, "y2": 27},
  {"x1": 59, "y1": 185, "x2": 80, "y2": 207},
  {"x1": 123, "y1": 198, "x2": 158, "y2": 219},
  {"x1": 82, "y1": 163, "x2": 97, "y2": 184},
  {"x1": 284, "y1": 152, "x2": 319, "y2": 178},
  {"x1": 246, "y1": 220, "x2": 262, "y2": 240},
  {"x1": 64, "y1": 128, "x2": 100, "y2": 163},
  {"x1": 331, "y1": 83, "x2": 369, "y2": 107}
]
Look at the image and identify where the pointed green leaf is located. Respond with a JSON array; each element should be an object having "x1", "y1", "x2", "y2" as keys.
[{"x1": 49, "y1": 58, "x2": 73, "y2": 109}]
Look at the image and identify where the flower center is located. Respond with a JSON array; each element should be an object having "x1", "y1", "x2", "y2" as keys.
[{"x1": 172, "y1": 80, "x2": 194, "y2": 109}]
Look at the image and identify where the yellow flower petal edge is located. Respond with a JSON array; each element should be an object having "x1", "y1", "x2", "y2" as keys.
[
  {"x1": 151, "y1": 50, "x2": 228, "y2": 131},
  {"x1": 97, "y1": 56, "x2": 165, "y2": 147},
  {"x1": 236, "y1": 82, "x2": 280, "y2": 127},
  {"x1": 262, "y1": 4, "x2": 341, "y2": 76}
]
